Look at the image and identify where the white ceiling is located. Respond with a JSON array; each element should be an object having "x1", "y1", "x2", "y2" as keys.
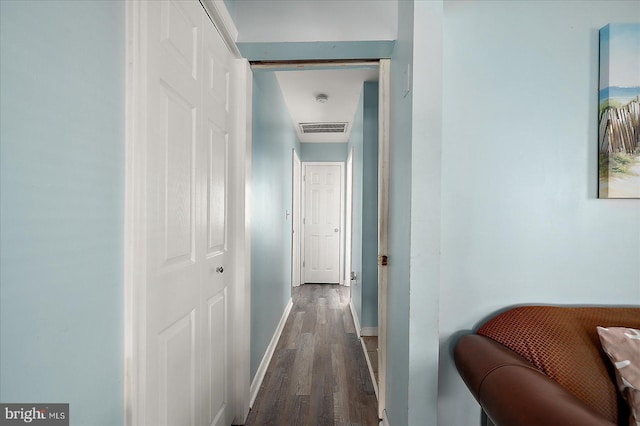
[{"x1": 275, "y1": 68, "x2": 379, "y2": 143}]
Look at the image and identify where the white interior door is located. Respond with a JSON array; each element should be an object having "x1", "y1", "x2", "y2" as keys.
[
  {"x1": 142, "y1": 2, "x2": 234, "y2": 425},
  {"x1": 292, "y1": 150, "x2": 301, "y2": 287},
  {"x1": 303, "y1": 163, "x2": 343, "y2": 284},
  {"x1": 201, "y1": 13, "x2": 233, "y2": 426}
]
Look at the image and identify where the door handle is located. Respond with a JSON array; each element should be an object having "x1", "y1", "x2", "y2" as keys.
[
  {"x1": 216, "y1": 266, "x2": 224, "y2": 274},
  {"x1": 334, "y1": 228, "x2": 339, "y2": 232}
]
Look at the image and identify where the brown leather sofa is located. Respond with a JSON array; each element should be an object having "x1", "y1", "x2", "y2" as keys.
[{"x1": 454, "y1": 306, "x2": 640, "y2": 426}]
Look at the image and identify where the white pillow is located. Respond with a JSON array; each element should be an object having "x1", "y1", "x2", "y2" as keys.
[{"x1": 597, "y1": 326, "x2": 640, "y2": 426}]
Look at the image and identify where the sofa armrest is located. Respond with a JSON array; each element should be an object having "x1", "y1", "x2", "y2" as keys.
[{"x1": 454, "y1": 334, "x2": 616, "y2": 426}]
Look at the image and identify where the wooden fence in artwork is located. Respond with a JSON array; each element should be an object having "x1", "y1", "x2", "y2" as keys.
[{"x1": 599, "y1": 98, "x2": 640, "y2": 154}]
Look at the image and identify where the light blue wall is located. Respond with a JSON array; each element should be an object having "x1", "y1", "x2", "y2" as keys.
[
  {"x1": 385, "y1": 1, "x2": 414, "y2": 424},
  {"x1": 348, "y1": 91, "x2": 365, "y2": 326},
  {"x1": 0, "y1": 2, "x2": 125, "y2": 425},
  {"x1": 361, "y1": 82, "x2": 379, "y2": 329},
  {"x1": 437, "y1": 1, "x2": 640, "y2": 425},
  {"x1": 386, "y1": 2, "x2": 443, "y2": 424},
  {"x1": 238, "y1": 41, "x2": 395, "y2": 62},
  {"x1": 299, "y1": 143, "x2": 348, "y2": 162},
  {"x1": 233, "y1": 0, "x2": 396, "y2": 61},
  {"x1": 251, "y1": 72, "x2": 301, "y2": 379},
  {"x1": 408, "y1": 2, "x2": 443, "y2": 425},
  {"x1": 344, "y1": 81, "x2": 379, "y2": 332},
  {"x1": 223, "y1": 0, "x2": 237, "y2": 22}
]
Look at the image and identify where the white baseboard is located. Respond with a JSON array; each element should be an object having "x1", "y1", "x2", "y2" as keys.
[
  {"x1": 380, "y1": 409, "x2": 390, "y2": 426},
  {"x1": 349, "y1": 299, "x2": 361, "y2": 338},
  {"x1": 249, "y1": 297, "x2": 293, "y2": 408},
  {"x1": 361, "y1": 327, "x2": 378, "y2": 336}
]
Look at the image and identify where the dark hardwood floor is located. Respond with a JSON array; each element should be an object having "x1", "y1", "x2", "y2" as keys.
[
  {"x1": 244, "y1": 284, "x2": 379, "y2": 426},
  {"x1": 362, "y1": 336, "x2": 378, "y2": 385}
]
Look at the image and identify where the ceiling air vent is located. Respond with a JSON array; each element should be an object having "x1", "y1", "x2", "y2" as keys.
[{"x1": 299, "y1": 122, "x2": 348, "y2": 134}]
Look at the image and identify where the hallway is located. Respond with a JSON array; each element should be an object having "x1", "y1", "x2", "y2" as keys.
[{"x1": 245, "y1": 285, "x2": 379, "y2": 426}]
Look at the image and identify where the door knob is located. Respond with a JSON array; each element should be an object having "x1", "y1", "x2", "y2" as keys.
[
  {"x1": 216, "y1": 266, "x2": 224, "y2": 274},
  {"x1": 334, "y1": 228, "x2": 339, "y2": 232}
]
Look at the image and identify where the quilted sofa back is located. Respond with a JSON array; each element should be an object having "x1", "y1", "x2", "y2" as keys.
[{"x1": 477, "y1": 306, "x2": 640, "y2": 423}]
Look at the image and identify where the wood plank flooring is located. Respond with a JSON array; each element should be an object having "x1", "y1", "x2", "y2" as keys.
[
  {"x1": 362, "y1": 336, "x2": 379, "y2": 385},
  {"x1": 244, "y1": 284, "x2": 379, "y2": 426}
]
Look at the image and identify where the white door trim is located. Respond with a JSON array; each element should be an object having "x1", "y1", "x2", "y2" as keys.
[
  {"x1": 124, "y1": 2, "x2": 251, "y2": 425},
  {"x1": 124, "y1": 3, "x2": 147, "y2": 424},
  {"x1": 301, "y1": 161, "x2": 345, "y2": 285},
  {"x1": 377, "y1": 58, "x2": 391, "y2": 419},
  {"x1": 229, "y1": 58, "x2": 252, "y2": 424},
  {"x1": 199, "y1": 0, "x2": 240, "y2": 58}
]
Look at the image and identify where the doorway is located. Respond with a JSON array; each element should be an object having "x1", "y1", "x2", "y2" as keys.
[{"x1": 251, "y1": 59, "x2": 390, "y2": 420}]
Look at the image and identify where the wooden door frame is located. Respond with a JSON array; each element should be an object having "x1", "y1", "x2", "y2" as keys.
[
  {"x1": 301, "y1": 161, "x2": 345, "y2": 285},
  {"x1": 124, "y1": 1, "x2": 252, "y2": 425},
  {"x1": 377, "y1": 58, "x2": 390, "y2": 420}
]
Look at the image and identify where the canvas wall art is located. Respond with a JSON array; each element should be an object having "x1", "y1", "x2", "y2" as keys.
[{"x1": 598, "y1": 23, "x2": 640, "y2": 199}]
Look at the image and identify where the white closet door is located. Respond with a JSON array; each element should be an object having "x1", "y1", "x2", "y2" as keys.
[
  {"x1": 142, "y1": 1, "x2": 234, "y2": 425},
  {"x1": 200, "y1": 13, "x2": 233, "y2": 426}
]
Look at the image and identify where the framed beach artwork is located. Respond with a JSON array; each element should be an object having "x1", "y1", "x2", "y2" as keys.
[{"x1": 598, "y1": 23, "x2": 640, "y2": 199}]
